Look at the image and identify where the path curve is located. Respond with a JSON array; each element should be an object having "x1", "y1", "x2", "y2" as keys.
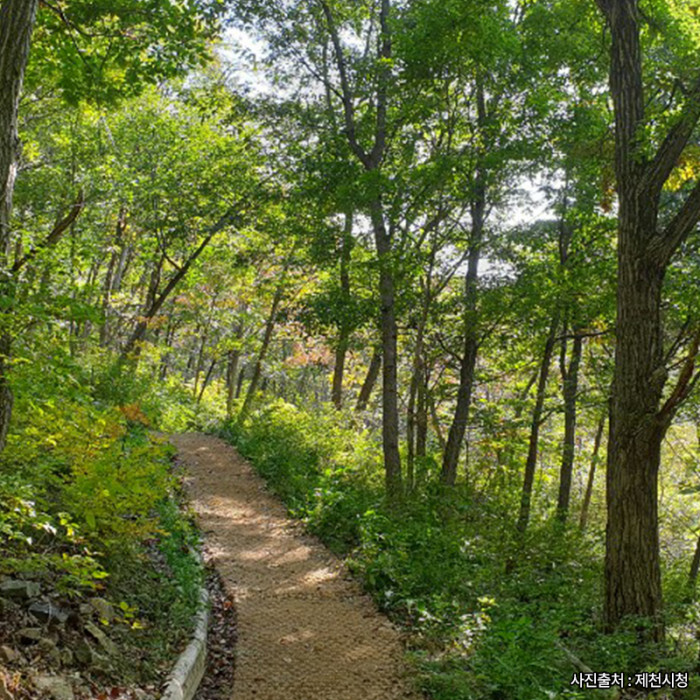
[{"x1": 171, "y1": 433, "x2": 421, "y2": 700}]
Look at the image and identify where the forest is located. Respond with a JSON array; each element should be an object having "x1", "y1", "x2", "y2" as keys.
[{"x1": 2, "y1": 0, "x2": 700, "y2": 698}]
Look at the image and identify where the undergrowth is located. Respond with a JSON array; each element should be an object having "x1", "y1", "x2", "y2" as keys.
[
  {"x1": 221, "y1": 399, "x2": 700, "y2": 700},
  {"x1": 0, "y1": 350, "x2": 204, "y2": 687}
]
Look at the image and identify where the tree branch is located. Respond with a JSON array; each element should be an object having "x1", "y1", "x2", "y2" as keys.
[
  {"x1": 648, "y1": 177, "x2": 700, "y2": 265},
  {"x1": 658, "y1": 327, "x2": 700, "y2": 425},
  {"x1": 641, "y1": 75, "x2": 700, "y2": 199},
  {"x1": 11, "y1": 190, "x2": 85, "y2": 274},
  {"x1": 317, "y1": 0, "x2": 369, "y2": 167}
]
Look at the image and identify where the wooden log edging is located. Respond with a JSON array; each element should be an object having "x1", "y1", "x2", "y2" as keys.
[{"x1": 161, "y1": 550, "x2": 209, "y2": 700}]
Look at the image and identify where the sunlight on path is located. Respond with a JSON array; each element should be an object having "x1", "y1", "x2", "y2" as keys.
[{"x1": 171, "y1": 433, "x2": 422, "y2": 700}]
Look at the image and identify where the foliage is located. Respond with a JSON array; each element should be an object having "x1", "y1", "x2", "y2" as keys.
[{"x1": 226, "y1": 399, "x2": 700, "y2": 699}]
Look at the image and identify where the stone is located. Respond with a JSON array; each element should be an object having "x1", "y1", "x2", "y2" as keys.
[
  {"x1": 38, "y1": 639, "x2": 61, "y2": 667},
  {"x1": 84, "y1": 621, "x2": 117, "y2": 656},
  {"x1": 0, "y1": 580, "x2": 40, "y2": 601},
  {"x1": 32, "y1": 675, "x2": 74, "y2": 700},
  {"x1": 73, "y1": 641, "x2": 93, "y2": 665},
  {"x1": 88, "y1": 597, "x2": 115, "y2": 623},
  {"x1": 28, "y1": 601, "x2": 69, "y2": 624},
  {"x1": 0, "y1": 646, "x2": 19, "y2": 663},
  {"x1": 18, "y1": 627, "x2": 42, "y2": 643}
]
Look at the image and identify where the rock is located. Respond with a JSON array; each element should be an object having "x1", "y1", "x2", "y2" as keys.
[
  {"x1": 0, "y1": 580, "x2": 40, "y2": 601},
  {"x1": 73, "y1": 641, "x2": 93, "y2": 665},
  {"x1": 18, "y1": 627, "x2": 42, "y2": 643},
  {"x1": 38, "y1": 639, "x2": 61, "y2": 667},
  {"x1": 89, "y1": 597, "x2": 115, "y2": 623},
  {"x1": 28, "y1": 601, "x2": 69, "y2": 624},
  {"x1": 32, "y1": 675, "x2": 74, "y2": 700},
  {"x1": 0, "y1": 646, "x2": 19, "y2": 663},
  {"x1": 84, "y1": 621, "x2": 117, "y2": 656}
]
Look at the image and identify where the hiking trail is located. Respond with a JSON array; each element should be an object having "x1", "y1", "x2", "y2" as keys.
[{"x1": 171, "y1": 433, "x2": 422, "y2": 700}]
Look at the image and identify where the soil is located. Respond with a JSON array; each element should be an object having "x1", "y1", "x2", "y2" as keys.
[{"x1": 171, "y1": 433, "x2": 422, "y2": 700}]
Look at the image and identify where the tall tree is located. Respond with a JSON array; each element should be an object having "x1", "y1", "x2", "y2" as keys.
[
  {"x1": 0, "y1": 0, "x2": 40, "y2": 451},
  {"x1": 596, "y1": 0, "x2": 700, "y2": 637}
]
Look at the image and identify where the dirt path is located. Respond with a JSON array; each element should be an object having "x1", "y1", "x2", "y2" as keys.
[{"x1": 171, "y1": 433, "x2": 421, "y2": 700}]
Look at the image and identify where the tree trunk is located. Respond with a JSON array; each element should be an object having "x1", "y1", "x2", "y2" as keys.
[
  {"x1": 516, "y1": 313, "x2": 559, "y2": 534},
  {"x1": 0, "y1": 0, "x2": 39, "y2": 265},
  {"x1": 332, "y1": 211, "x2": 353, "y2": 409},
  {"x1": 0, "y1": 0, "x2": 40, "y2": 452},
  {"x1": 416, "y1": 365, "x2": 429, "y2": 459},
  {"x1": 579, "y1": 414, "x2": 605, "y2": 531},
  {"x1": 192, "y1": 331, "x2": 208, "y2": 399},
  {"x1": 238, "y1": 287, "x2": 283, "y2": 422},
  {"x1": 556, "y1": 329, "x2": 584, "y2": 522},
  {"x1": 429, "y1": 392, "x2": 447, "y2": 451},
  {"x1": 441, "y1": 80, "x2": 486, "y2": 487},
  {"x1": 356, "y1": 347, "x2": 381, "y2": 411},
  {"x1": 235, "y1": 365, "x2": 246, "y2": 399},
  {"x1": 197, "y1": 359, "x2": 217, "y2": 406},
  {"x1": 100, "y1": 207, "x2": 128, "y2": 347},
  {"x1": 369, "y1": 199, "x2": 402, "y2": 497},
  {"x1": 226, "y1": 348, "x2": 241, "y2": 418},
  {"x1": 689, "y1": 534, "x2": 700, "y2": 589},
  {"x1": 407, "y1": 297, "x2": 431, "y2": 490},
  {"x1": 595, "y1": 0, "x2": 700, "y2": 640}
]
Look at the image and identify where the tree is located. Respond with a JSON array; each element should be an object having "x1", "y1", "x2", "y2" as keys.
[
  {"x1": 0, "y1": 0, "x2": 41, "y2": 451},
  {"x1": 596, "y1": 0, "x2": 700, "y2": 637}
]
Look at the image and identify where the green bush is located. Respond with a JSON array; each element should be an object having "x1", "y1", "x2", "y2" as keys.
[{"x1": 223, "y1": 399, "x2": 700, "y2": 700}]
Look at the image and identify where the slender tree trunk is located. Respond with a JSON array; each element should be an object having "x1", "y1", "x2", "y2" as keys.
[
  {"x1": 356, "y1": 346, "x2": 381, "y2": 411},
  {"x1": 579, "y1": 414, "x2": 605, "y2": 531},
  {"x1": 556, "y1": 329, "x2": 584, "y2": 522},
  {"x1": 407, "y1": 300, "x2": 431, "y2": 490},
  {"x1": 416, "y1": 365, "x2": 429, "y2": 459},
  {"x1": 332, "y1": 212, "x2": 353, "y2": 409},
  {"x1": 429, "y1": 392, "x2": 447, "y2": 452},
  {"x1": 689, "y1": 535, "x2": 700, "y2": 589},
  {"x1": 193, "y1": 332, "x2": 208, "y2": 399},
  {"x1": 441, "y1": 80, "x2": 487, "y2": 486},
  {"x1": 516, "y1": 313, "x2": 559, "y2": 533},
  {"x1": 235, "y1": 365, "x2": 246, "y2": 399},
  {"x1": 100, "y1": 207, "x2": 128, "y2": 347},
  {"x1": 238, "y1": 287, "x2": 283, "y2": 422},
  {"x1": 369, "y1": 200, "x2": 402, "y2": 496},
  {"x1": 197, "y1": 359, "x2": 217, "y2": 406},
  {"x1": 226, "y1": 348, "x2": 241, "y2": 418},
  {"x1": 159, "y1": 318, "x2": 177, "y2": 381}
]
